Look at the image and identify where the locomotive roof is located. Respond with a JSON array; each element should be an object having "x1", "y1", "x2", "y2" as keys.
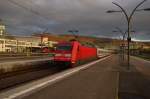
[{"x1": 57, "y1": 41, "x2": 76, "y2": 45}]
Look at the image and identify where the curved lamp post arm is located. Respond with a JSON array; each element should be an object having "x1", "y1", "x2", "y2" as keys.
[
  {"x1": 112, "y1": 2, "x2": 129, "y2": 22},
  {"x1": 115, "y1": 27, "x2": 124, "y2": 36},
  {"x1": 129, "y1": 0, "x2": 147, "y2": 23},
  {"x1": 123, "y1": 32, "x2": 127, "y2": 38}
]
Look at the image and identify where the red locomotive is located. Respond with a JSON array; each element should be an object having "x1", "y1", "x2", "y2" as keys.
[{"x1": 52, "y1": 41, "x2": 97, "y2": 67}]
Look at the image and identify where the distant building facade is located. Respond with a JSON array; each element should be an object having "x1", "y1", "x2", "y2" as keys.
[
  {"x1": 0, "y1": 20, "x2": 5, "y2": 36},
  {"x1": 0, "y1": 36, "x2": 57, "y2": 53}
]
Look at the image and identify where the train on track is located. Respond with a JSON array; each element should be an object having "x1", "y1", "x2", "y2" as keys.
[
  {"x1": 45, "y1": 41, "x2": 112, "y2": 67},
  {"x1": 53, "y1": 41, "x2": 97, "y2": 67}
]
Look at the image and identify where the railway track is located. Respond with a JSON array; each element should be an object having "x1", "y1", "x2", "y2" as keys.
[{"x1": 0, "y1": 61, "x2": 67, "y2": 91}]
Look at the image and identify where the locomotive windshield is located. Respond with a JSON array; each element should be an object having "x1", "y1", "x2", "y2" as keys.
[{"x1": 56, "y1": 45, "x2": 72, "y2": 51}]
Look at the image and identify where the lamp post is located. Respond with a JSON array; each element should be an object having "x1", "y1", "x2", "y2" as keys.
[
  {"x1": 113, "y1": 27, "x2": 135, "y2": 61},
  {"x1": 113, "y1": 27, "x2": 127, "y2": 60},
  {"x1": 107, "y1": 0, "x2": 147, "y2": 69},
  {"x1": 113, "y1": 27, "x2": 126, "y2": 44},
  {"x1": 39, "y1": 28, "x2": 48, "y2": 52},
  {"x1": 68, "y1": 30, "x2": 79, "y2": 41}
]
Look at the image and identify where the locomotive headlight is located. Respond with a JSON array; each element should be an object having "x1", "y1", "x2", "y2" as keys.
[
  {"x1": 64, "y1": 54, "x2": 71, "y2": 57},
  {"x1": 55, "y1": 54, "x2": 62, "y2": 56}
]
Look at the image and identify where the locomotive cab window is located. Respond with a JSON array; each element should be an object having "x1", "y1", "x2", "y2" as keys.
[{"x1": 56, "y1": 45, "x2": 73, "y2": 51}]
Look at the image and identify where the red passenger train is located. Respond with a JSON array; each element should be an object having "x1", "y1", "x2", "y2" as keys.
[{"x1": 52, "y1": 41, "x2": 97, "y2": 67}]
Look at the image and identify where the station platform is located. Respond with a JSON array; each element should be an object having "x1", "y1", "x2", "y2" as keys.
[
  {"x1": 0, "y1": 55, "x2": 51, "y2": 74},
  {"x1": 23, "y1": 55, "x2": 118, "y2": 99},
  {"x1": 0, "y1": 55, "x2": 50, "y2": 63}
]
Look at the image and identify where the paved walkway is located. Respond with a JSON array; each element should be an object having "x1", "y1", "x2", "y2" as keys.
[
  {"x1": 22, "y1": 55, "x2": 120, "y2": 99},
  {"x1": 119, "y1": 56, "x2": 150, "y2": 99}
]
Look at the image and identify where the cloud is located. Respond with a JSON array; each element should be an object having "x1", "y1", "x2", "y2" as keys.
[{"x1": 0, "y1": 0, "x2": 150, "y2": 40}]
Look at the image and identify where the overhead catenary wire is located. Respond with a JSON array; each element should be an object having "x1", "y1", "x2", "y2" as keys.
[
  {"x1": 1, "y1": 0, "x2": 52, "y2": 34},
  {"x1": 2, "y1": 0, "x2": 57, "y2": 35},
  {"x1": 6, "y1": 0, "x2": 50, "y2": 21}
]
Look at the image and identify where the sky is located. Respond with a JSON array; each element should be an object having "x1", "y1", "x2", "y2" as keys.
[{"x1": 0, "y1": 0, "x2": 150, "y2": 41}]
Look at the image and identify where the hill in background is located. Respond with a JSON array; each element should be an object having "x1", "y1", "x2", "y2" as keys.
[{"x1": 33, "y1": 33, "x2": 150, "y2": 50}]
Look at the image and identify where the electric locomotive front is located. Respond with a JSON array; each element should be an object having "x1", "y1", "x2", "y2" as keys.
[{"x1": 53, "y1": 42, "x2": 73, "y2": 63}]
